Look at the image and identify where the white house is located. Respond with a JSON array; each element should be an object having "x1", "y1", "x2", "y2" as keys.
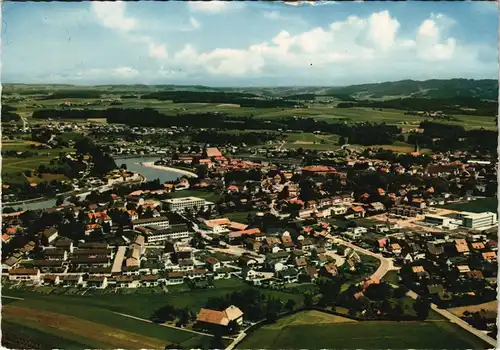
[{"x1": 8, "y1": 268, "x2": 40, "y2": 282}]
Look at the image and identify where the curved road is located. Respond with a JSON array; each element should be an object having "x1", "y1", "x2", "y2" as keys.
[
  {"x1": 331, "y1": 236, "x2": 497, "y2": 348},
  {"x1": 330, "y1": 237, "x2": 397, "y2": 282}
]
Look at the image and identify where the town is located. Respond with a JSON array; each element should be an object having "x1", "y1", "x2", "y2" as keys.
[
  {"x1": 2, "y1": 135, "x2": 498, "y2": 348},
  {"x1": 2, "y1": 0, "x2": 499, "y2": 348}
]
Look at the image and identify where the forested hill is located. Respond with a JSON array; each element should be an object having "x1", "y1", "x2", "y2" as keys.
[
  {"x1": 323, "y1": 79, "x2": 498, "y2": 100},
  {"x1": 3, "y1": 78, "x2": 497, "y2": 101}
]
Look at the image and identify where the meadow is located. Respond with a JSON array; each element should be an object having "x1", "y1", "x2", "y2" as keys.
[
  {"x1": 239, "y1": 310, "x2": 490, "y2": 349},
  {"x1": 2, "y1": 278, "x2": 305, "y2": 349}
]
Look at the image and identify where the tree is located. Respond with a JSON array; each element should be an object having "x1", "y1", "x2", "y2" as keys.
[
  {"x1": 393, "y1": 285, "x2": 408, "y2": 299},
  {"x1": 196, "y1": 164, "x2": 209, "y2": 179},
  {"x1": 303, "y1": 293, "x2": 314, "y2": 308},
  {"x1": 413, "y1": 297, "x2": 431, "y2": 320},
  {"x1": 176, "y1": 308, "x2": 190, "y2": 327},
  {"x1": 277, "y1": 186, "x2": 290, "y2": 200},
  {"x1": 381, "y1": 299, "x2": 393, "y2": 314},
  {"x1": 55, "y1": 196, "x2": 64, "y2": 206},
  {"x1": 151, "y1": 305, "x2": 177, "y2": 323},
  {"x1": 392, "y1": 304, "x2": 404, "y2": 320},
  {"x1": 310, "y1": 249, "x2": 319, "y2": 261},
  {"x1": 364, "y1": 282, "x2": 393, "y2": 301},
  {"x1": 285, "y1": 299, "x2": 296, "y2": 312}
]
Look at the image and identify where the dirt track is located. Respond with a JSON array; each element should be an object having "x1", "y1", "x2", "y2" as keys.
[{"x1": 2, "y1": 305, "x2": 168, "y2": 349}]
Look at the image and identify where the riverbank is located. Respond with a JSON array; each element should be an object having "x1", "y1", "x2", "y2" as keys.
[{"x1": 140, "y1": 162, "x2": 198, "y2": 178}]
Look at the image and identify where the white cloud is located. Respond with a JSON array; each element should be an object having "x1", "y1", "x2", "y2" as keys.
[
  {"x1": 188, "y1": 1, "x2": 238, "y2": 13},
  {"x1": 91, "y1": 1, "x2": 136, "y2": 31},
  {"x1": 113, "y1": 67, "x2": 139, "y2": 77},
  {"x1": 367, "y1": 10, "x2": 400, "y2": 50},
  {"x1": 149, "y1": 42, "x2": 168, "y2": 59},
  {"x1": 190, "y1": 17, "x2": 201, "y2": 29},
  {"x1": 416, "y1": 14, "x2": 456, "y2": 61},
  {"x1": 170, "y1": 10, "x2": 477, "y2": 79}
]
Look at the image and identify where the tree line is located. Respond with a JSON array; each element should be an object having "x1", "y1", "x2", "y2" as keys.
[
  {"x1": 141, "y1": 90, "x2": 302, "y2": 108},
  {"x1": 336, "y1": 97, "x2": 497, "y2": 116}
]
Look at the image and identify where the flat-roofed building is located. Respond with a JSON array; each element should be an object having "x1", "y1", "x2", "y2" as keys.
[
  {"x1": 163, "y1": 197, "x2": 214, "y2": 213},
  {"x1": 143, "y1": 224, "x2": 192, "y2": 244},
  {"x1": 111, "y1": 246, "x2": 127, "y2": 275},
  {"x1": 132, "y1": 217, "x2": 170, "y2": 230},
  {"x1": 424, "y1": 215, "x2": 461, "y2": 227},
  {"x1": 455, "y1": 211, "x2": 498, "y2": 229}
]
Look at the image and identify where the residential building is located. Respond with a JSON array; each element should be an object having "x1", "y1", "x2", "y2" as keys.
[
  {"x1": 8, "y1": 268, "x2": 40, "y2": 282},
  {"x1": 42, "y1": 227, "x2": 58, "y2": 244},
  {"x1": 132, "y1": 217, "x2": 170, "y2": 230},
  {"x1": 143, "y1": 224, "x2": 192, "y2": 244}
]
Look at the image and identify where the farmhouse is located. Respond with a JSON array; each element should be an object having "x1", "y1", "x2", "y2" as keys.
[{"x1": 195, "y1": 305, "x2": 243, "y2": 331}]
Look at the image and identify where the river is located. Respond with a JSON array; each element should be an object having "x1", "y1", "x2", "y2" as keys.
[{"x1": 3, "y1": 157, "x2": 183, "y2": 212}]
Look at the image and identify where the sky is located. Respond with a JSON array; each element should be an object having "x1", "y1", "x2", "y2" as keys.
[{"x1": 2, "y1": 1, "x2": 498, "y2": 86}]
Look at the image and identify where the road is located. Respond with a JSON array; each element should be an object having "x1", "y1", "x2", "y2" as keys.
[
  {"x1": 332, "y1": 237, "x2": 497, "y2": 347},
  {"x1": 330, "y1": 237, "x2": 397, "y2": 282},
  {"x1": 404, "y1": 290, "x2": 497, "y2": 348}
]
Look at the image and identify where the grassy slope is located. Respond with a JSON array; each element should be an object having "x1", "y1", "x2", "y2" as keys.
[
  {"x1": 2, "y1": 278, "x2": 303, "y2": 325},
  {"x1": 2, "y1": 320, "x2": 96, "y2": 350},
  {"x1": 240, "y1": 315, "x2": 489, "y2": 349}
]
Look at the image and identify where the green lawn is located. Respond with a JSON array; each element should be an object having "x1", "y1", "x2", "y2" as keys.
[
  {"x1": 2, "y1": 278, "x2": 309, "y2": 349},
  {"x1": 239, "y1": 312, "x2": 490, "y2": 349},
  {"x1": 224, "y1": 210, "x2": 258, "y2": 224},
  {"x1": 438, "y1": 197, "x2": 497, "y2": 213},
  {"x1": 382, "y1": 270, "x2": 400, "y2": 284},
  {"x1": 3, "y1": 278, "x2": 304, "y2": 320},
  {"x1": 2, "y1": 296, "x2": 211, "y2": 349}
]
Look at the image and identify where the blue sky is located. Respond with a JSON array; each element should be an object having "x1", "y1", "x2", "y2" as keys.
[{"x1": 2, "y1": 1, "x2": 498, "y2": 86}]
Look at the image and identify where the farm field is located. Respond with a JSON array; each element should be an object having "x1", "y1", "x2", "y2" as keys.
[
  {"x1": 14, "y1": 94, "x2": 496, "y2": 131},
  {"x1": 2, "y1": 278, "x2": 304, "y2": 321},
  {"x1": 239, "y1": 311, "x2": 490, "y2": 349},
  {"x1": 2, "y1": 320, "x2": 92, "y2": 350},
  {"x1": 1, "y1": 297, "x2": 212, "y2": 349}
]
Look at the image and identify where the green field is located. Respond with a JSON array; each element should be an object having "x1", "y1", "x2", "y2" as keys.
[
  {"x1": 439, "y1": 197, "x2": 497, "y2": 213},
  {"x1": 2, "y1": 320, "x2": 93, "y2": 350},
  {"x1": 12, "y1": 92, "x2": 496, "y2": 131},
  {"x1": 239, "y1": 311, "x2": 490, "y2": 349},
  {"x1": 2, "y1": 278, "x2": 307, "y2": 349},
  {"x1": 2, "y1": 297, "x2": 212, "y2": 349},
  {"x1": 224, "y1": 210, "x2": 258, "y2": 224},
  {"x1": 3, "y1": 278, "x2": 303, "y2": 320}
]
